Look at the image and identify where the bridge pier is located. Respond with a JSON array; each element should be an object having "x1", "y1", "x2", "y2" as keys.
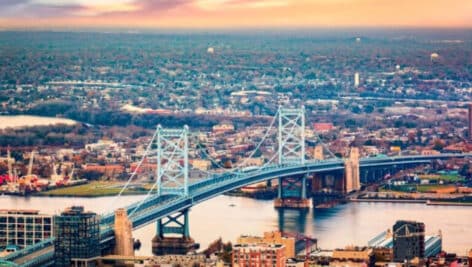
[
  {"x1": 274, "y1": 175, "x2": 310, "y2": 209},
  {"x1": 151, "y1": 209, "x2": 199, "y2": 255}
]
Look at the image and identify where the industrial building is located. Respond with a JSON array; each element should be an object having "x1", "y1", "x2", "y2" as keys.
[
  {"x1": 232, "y1": 243, "x2": 287, "y2": 267},
  {"x1": 0, "y1": 209, "x2": 53, "y2": 249},
  {"x1": 53, "y1": 206, "x2": 100, "y2": 267}
]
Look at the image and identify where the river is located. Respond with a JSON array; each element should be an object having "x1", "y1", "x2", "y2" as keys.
[
  {"x1": 1, "y1": 195, "x2": 471, "y2": 256},
  {"x1": 0, "y1": 115, "x2": 77, "y2": 129}
]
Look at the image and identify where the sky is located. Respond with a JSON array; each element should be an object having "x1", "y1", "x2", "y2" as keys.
[{"x1": 0, "y1": 0, "x2": 471, "y2": 29}]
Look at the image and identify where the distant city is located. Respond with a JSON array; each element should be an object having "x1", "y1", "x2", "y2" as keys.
[{"x1": 0, "y1": 30, "x2": 471, "y2": 267}]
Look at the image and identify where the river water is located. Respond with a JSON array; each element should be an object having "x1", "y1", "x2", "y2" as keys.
[
  {"x1": 0, "y1": 115, "x2": 77, "y2": 129},
  {"x1": 1, "y1": 195, "x2": 471, "y2": 256}
]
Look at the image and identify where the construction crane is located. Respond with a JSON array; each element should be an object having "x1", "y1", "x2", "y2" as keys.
[
  {"x1": 6, "y1": 149, "x2": 19, "y2": 193},
  {"x1": 17, "y1": 150, "x2": 39, "y2": 194},
  {"x1": 394, "y1": 223, "x2": 425, "y2": 238},
  {"x1": 27, "y1": 150, "x2": 35, "y2": 177}
]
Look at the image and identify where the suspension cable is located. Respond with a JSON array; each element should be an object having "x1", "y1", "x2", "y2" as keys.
[
  {"x1": 128, "y1": 132, "x2": 182, "y2": 217},
  {"x1": 104, "y1": 129, "x2": 158, "y2": 213}
]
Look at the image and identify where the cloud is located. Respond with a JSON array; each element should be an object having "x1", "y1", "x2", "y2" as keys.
[
  {"x1": 0, "y1": 0, "x2": 87, "y2": 18},
  {"x1": 0, "y1": 0, "x2": 470, "y2": 27},
  {"x1": 136, "y1": 0, "x2": 192, "y2": 9},
  {"x1": 195, "y1": 0, "x2": 289, "y2": 10}
]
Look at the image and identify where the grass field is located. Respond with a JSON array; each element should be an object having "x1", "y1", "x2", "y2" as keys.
[
  {"x1": 417, "y1": 174, "x2": 464, "y2": 183},
  {"x1": 416, "y1": 184, "x2": 457, "y2": 193},
  {"x1": 382, "y1": 184, "x2": 457, "y2": 193},
  {"x1": 37, "y1": 181, "x2": 152, "y2": 197}
]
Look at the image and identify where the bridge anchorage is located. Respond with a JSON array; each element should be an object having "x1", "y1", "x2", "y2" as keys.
[
  {"x1": 274, "y1": 106, "x2": 311, "y2": 209},
  {"x1": 152, "y1": 125, "x2": 198, "y2": 255}
]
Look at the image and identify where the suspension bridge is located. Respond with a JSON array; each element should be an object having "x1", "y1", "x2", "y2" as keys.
[{"x1": 3, "y1": 106, "x2": 471, "y2": 266}]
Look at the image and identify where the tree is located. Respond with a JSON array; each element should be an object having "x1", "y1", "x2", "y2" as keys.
[
  {"x1": 364, "y1": 105, "x2": 374, "y2": 113},
  {"x1": 344, "y1": 119, "x2": 356, "y2": 128},
  {"x1": 459, "y1": 164, "x2": 469, "y2": 178},
  {"x1": 432, "y1": 139, "x2": 445, "y2": 151}
]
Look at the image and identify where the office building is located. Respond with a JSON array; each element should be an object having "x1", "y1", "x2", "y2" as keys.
[
  {"x1": 0, "y1": 209, "x2": 53, "y2": 249},
  {"x1": 54, "y1": 206, "x2": 100, "y2": 267},
  {"x1": 354, "y1": 72, "x2": 360, "y2": 88},
  {"x1": 392, "y1": 220, "x2": 425, "y2": 262},
  {"x1": 232, "y1": 243, "x2": 286, "y2": 267}
]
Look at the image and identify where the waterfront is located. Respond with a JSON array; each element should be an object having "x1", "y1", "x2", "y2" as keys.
[{"x1": 1, "y1": 194, "x2": 471, "y2": 256}]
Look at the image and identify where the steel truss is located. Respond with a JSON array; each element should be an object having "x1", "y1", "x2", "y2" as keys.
[
  {"x1": 278, "y1": 106, "x2": 306, "y2": 164},
  {"x1": 156, "y1": 125, "x2": 189, "y2": 196}
]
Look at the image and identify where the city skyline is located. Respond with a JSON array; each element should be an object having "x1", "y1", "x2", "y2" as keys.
[{"x1": 1, "y1": 0, "x2": 472, "y2": 29}]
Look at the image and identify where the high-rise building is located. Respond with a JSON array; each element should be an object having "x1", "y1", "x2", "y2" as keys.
[
  {"x1": 393, "y1": 220, "x2": 425, "y2": 262},
  {"x1": 354, "y1": 72, "x2": 360, "y2": 88},
  {"x1": 53, "y1": 206, "x2": 100, "y2": 267},
  {"x1": 468, "y1": 103, "x2": 472, "y2": 141},
  {"x1": 0, "y1": 209, "x2": 53, "y2": 249},
  {"x1": 232, "y1": 243, "x2": 286, "y2": 267}
]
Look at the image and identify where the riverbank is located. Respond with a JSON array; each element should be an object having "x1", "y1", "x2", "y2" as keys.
[
  {"x1": 352, "y1": 198, "x2": 472, "y2": 206},
  {"x1": 426, "y1": 200, "x2": 472, "y2": 206},
  {"x1": 351, "y1": 198, "x2": 427, "y2": 204},
  {"x1": 224, "y1": 188, "x2": 277, "y2": 200},
  {"x1": 35, "y1": 181, "x2": 152, "y2": 197}
]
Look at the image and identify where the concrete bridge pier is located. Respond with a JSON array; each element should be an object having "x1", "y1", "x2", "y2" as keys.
[
  {"x1": 274, "y1": 174, "x2": 310, "y2": 209},
  {"x1": 152, "y1": 209, "x2": 199, "y2": 255}
]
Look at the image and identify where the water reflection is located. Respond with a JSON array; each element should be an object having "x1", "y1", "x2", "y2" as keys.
[{"x1": 277, "y1": 208, "x2": 309, "y2": 233}]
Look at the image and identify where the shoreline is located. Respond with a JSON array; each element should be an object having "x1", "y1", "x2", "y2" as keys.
[
  {"x1": 0, "y1": 191, "x2": 148, "y2": 198},
  {"x1": 351, "y1": 198, "x2": 427, "y2": 204},
  {"x1": 352, "y1": 198, "x2": 472, "y2": 206}
]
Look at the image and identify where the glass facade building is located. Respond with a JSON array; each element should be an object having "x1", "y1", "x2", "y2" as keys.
[{"x1": 53, "y1": 206, "x2": 100, "y2": 267}]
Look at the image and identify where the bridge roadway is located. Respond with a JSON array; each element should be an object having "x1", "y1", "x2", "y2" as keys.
[
  {"x1": 99, "y1": 153, "x2": 472, "y2": 244},
  {"x1": 1, "y1": 238, "x2": 55, "y2": 267}
]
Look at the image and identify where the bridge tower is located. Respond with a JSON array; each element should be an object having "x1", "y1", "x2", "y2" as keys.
[
  {"x1": 152, "y1": 125, "x2": 197, "y2": 255},
  {"x1": 156, "y1": 125, "x2": 189, "y2": 197},
  {"x1": 344, "y1": 147, "x2": 360, "y2": 193},
  {"x1": 275, "y1": 106, "x2": 310, "y2": 209}
]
